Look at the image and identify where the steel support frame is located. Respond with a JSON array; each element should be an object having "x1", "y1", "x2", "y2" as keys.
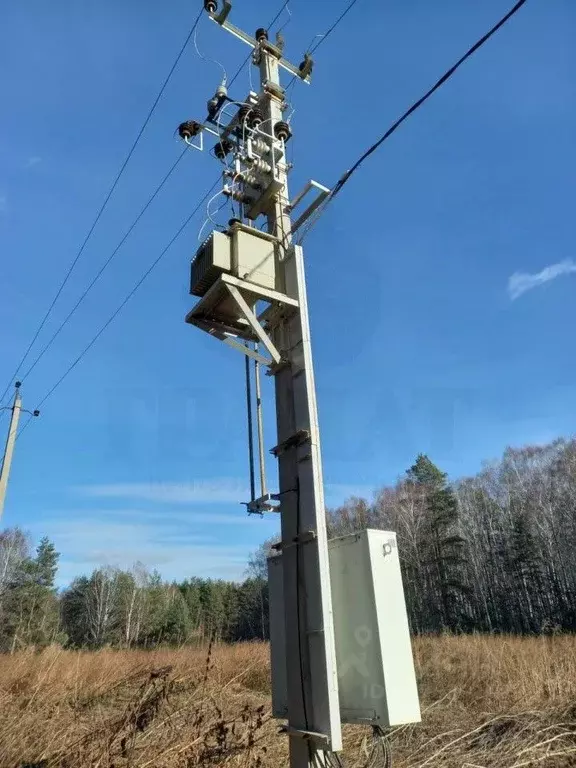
[
  {"x1": 187, "y1": 273, "x2": 298, "y2": 367},
  {"x1": 225, "y1": 283, "x2": 281, "y2": 364}
]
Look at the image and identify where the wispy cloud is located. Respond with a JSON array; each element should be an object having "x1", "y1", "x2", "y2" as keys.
[
  {"x1": 76, "y1": 479, "x2": 374, "y2": 507},
  {"x1": 25, "y1": 156, "x2": 41, "y2": 168},
  {"x1": 76, "y1": 479, "x2": 249, "y2": 504},
  {"x1": 508, "y1": 259, "x2": 576, "y2": 300},
  {"x1": 49, "y1": 476, "x2": 375, "y2": 585},
  {"x1": 29, "y1": 508, "x2": 278, "y2": 586}
]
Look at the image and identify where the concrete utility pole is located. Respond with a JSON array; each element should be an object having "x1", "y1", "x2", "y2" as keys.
[
  {"x1": 0, "y1": 383, "x2": 23, "y2": 522},
  {"x1": 257, "y1": 41, "x2": 343, "y2": 763},
  {"x1": 183, "y1": 3, "x2": 342, "y2": 764},
  {"x1": 0, "y1": 383, "x2": 40, "y2": 522},
  {"x1": 183, "y1": 6, "x2": 420, "y2": 762}
]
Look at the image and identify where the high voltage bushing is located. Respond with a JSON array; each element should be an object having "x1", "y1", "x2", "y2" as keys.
[
  {"x1": 238, "y1": 105, "x2": 264, "y2": 129},
  {"x1": 274, "y1": 121, "x2": 292, "y2": 143},
  {"x1": 177, "y1": 120, "x2": 202, "y2": 140},
  {"x1": 298, "y1": 53, "x2": 314, "y2": 79},
  {"x1": 255, "y1": 27, "x2": 268, "y2": 43},
  {"x1": 214, "y1": 138, "x2": 234, "y2": 160}
]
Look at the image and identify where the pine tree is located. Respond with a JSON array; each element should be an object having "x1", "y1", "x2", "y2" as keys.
[
  {"x1": 406, "y1": 455, "x2": 471, "y2": 631},
  {"x1": 34, "y1": 537, "x2": 59, "y2": 588},
  {"x1": 160, "y1": 587, "x2": 191, "y2": 645},
  {"x1": 2, "y1": 536, "x2": 62, "y2": 649}
]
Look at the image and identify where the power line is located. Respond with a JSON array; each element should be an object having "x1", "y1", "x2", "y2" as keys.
[
  {"x1": 309, "y1": 0, "x2": 362, "y2": 54},
  {"x1": 9, "y1": 0, "x2": 290, "y2": 433},
  {"x1": 284, "y1": 0, "x2": 364, "y2": 93},
  {"x1": 298, "y1": 0, "x2": 528, "y2": 242},
  {"x1": 18, "y1": 147, "x2": 189, "y2": 385},
  {"x1": 17, "y1": 177, "x2": 221, "y2": 440},
  {"x1": 0, "y1": 7, "x2": 204, "y2": 407}
]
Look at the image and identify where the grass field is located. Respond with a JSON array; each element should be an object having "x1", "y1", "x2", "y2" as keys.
[{"x1": 1, "y1": 636, "x2": 576, "y2": 767}]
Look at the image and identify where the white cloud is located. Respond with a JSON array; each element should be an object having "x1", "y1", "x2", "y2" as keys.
[
  {"x1": 76, "y1": 479, "x2": 374, "y2": 508},
  {"x1": 508, "y1": 259, "x2": 576, "y2": 300},
  {"x1": 46, "y1": 476, "x2": 376, "y2": 585},
  {"x1": 76, "y1": 479, "x2": 250, "y2": 504},
  {"x1": 28, "y1": 509, "x2": 278, "y2": 586},
  {"x1": 25, "y1": 156, "x2": 41, "y2": 168}
]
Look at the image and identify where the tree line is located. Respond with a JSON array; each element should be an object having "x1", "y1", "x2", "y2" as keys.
[
  {"x1": 0, "y1": 532, "x2": 269, "y2": 651},
  {"x1": 1, "y1": 436, "x2": 576, "y2": 650},
  {"x1": 326, "y1": 438, "x2": 576, "y2": 634}
]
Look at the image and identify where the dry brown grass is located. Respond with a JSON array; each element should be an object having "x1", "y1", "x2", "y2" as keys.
[{"x1": 1, "y1": 636, "x2": 576, "y2": 767}]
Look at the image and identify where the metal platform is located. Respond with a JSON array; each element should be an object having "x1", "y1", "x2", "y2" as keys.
[{"x1": 185, "y1": 272, "x2": 299, "y2": 366}]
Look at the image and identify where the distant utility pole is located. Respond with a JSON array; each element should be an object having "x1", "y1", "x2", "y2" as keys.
[
  {"x1": 0, "y1": 382, "x2": 39, "y2": 522},
  {"x1": 182, "y1": 1, "x2": 341, "y2": 764}
]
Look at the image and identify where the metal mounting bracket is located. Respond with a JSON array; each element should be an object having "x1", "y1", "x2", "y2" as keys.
[
  {"x1": 280, "y1": 726, "x2": 331, "y2": 747},
  {"x1": 208, "y1": 4, "x2": 311, "y2": 83},
  {"x1": 213, "y1": 0, "x2": 232, "y2": 24},
  {"x1": 289, "y1": 180, "x2": 331, "y2": 234},
  {"x1": 270, "y1": 429, "x2": 311, "y2": 457},
  {"x1": 245, "y1": 493, "x2": 280, "y2": 514},
  {"x1": 225, "y1": 283, "x2": 281, "y2": 364},
  {"x1": 273, "y1": 531, "x2": 317, "y2": 551},
  {"x1": 186, "y1": 273, "x2": 297, "y2": 367},
  {"x1": 184, "y1": 131, "x2": 204, "y2": 152}
]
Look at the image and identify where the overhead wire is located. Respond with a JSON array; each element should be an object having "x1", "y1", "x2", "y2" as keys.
[
  {"x1": 16, "y1": 176, "x2": 221, "y2": 440},
  {"x1": 283, "y1": 0, "x2": 365, "y2": 96},
  {"x1": 308, "y1": 0, "x2": 362, "y2": 54},
  {"x1": 297, "y1": 0, "x2": 529, "y2": 243},
  {"x1": 193, "y1": 12, "x2": 228, "y2": 84},
  {"x1": 17, "y1": 146, "x2": 190, "y2": 386},
  {"x1": 0, "y1": 6, "x2": 205, "y2": 408},
  {"x1": 13, "y1": 0, "x2": 295, "y2": 436},
  {"x1": 14, "y1": 0, "x2": 528, "y2": 435}
]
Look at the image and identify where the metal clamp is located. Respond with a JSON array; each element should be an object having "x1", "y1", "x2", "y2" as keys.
[
  {"x1": 245, "y1": 493, "x2": 281, "y2": 514},
  {"x1": 280, "y1": 726, "x2": 331, "y2": 747},
  {"x1": 270, "y1": 429, "x2": 310, "y2": 457},
  {"x1": 271, "y1": 530, "x2": 316, "y2": 552}
]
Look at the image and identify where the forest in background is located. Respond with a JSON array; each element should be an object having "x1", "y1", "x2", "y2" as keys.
[{"x1": 1, "y1": 436, "x2": 575, "y2": 651}]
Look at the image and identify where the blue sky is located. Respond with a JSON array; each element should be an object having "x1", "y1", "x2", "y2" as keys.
[{"x1": 1, "y1": 0, "x2": 574, "y2": 584}]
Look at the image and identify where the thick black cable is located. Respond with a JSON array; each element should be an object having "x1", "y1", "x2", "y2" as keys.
[
  {"x1": 18, "y1": 147, "x2": 189, "y2": 384},
  {"x1": 331, "y1": 0, "x2": 528, "y2": 199},
  {"x1": 17, "y1": 177, "x2": 220, "y2": 438},
  {"x1": 297, "y1": 0, "x2": 528, "y2": 244},
  {"x1": 0, "y1": 7, "x2": 204, "y2": 406}
]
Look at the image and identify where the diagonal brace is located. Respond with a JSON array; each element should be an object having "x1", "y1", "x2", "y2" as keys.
[
  {"x1": 190, "y1": 318, "x2": 272, "y2": 365},
  {"x1": 225, "y1": 284, "x2": 281, "y2": 364},
  {"x1": 223, "y1": 336, "x2": 271, "y2": 365}
]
